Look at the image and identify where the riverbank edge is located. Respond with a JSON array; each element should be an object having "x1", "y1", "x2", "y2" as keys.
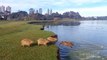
[{"x1": 57, "y1": 47, "x2": 61, "y2": 60}]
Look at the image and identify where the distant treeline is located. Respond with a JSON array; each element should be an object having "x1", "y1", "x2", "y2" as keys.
[
  {"x1": 0, "y1": 11, "x2": 82, "y2": 20},
  {"x1": 82, "y1": 16, "x2": 107, "y2": 20},
  {"x1": 1, "y1": 11, "x2": 107, "y2": 20}
]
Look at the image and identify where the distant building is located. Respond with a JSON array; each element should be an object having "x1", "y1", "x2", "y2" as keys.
[
  {"x1": 29, "y1": 8, "x2": 35, "y2": 14},
  {"x1": 47, "y1": 9, "x2": 52, "y2": 15},
  {"x1": 47, "y1": 9, "x2": 50, "y2": 15},
  {"x1": 0, "y1": 5, "x2": 12, "y2": 20},
  {"x1": 39, "y1": 8, "x2": 42, "y2": 14},
  {"x1": 0, "y1": 6, "x2": 1, "y2": 12},
  {"x1": 36, "y1": 10, "x2": 38, "y2": 13},
  {"x1": 5, "y1": 6, "x2": 11, "y2": 15},
  {"x1": 50, "y1": 9, "x2": 52, "y2": 15},
  {"x1": 6, "y1": 6, "x2": 11, "y2": 13},
  {"x1": 0, "y1": 5, "x2": 5, "y2": 13}
]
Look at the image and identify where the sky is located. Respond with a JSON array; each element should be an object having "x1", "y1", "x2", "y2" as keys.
[{"x1": 0, "y1": 0, "x2": 107, "y2": 17}]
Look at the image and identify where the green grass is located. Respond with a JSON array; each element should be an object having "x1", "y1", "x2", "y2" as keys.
[{"x1": 0, "y1": 21, "x2": 58, "y2": 60}]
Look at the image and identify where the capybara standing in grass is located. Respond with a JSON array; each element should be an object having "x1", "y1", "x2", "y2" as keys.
[
  {"x1": 37, "y1": 38, "x2": 49, "y2": 46},
  {"x1": 21, "y1": 38, "x2": 33, "y2": 47}
]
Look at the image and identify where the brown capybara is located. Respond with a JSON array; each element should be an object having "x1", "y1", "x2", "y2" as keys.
[
  {"x1": 47, "y1": 37, "x2": 57, "y2": 43},
  {"x1": 37, "y1": 38, "x2": 49, "y2": 46},
  {"x1": 21, "y1": 38, "x2": 33, "y2": 47},
  {"x1": 60, "y1": 41, "x2": 74, "y2": 47}
]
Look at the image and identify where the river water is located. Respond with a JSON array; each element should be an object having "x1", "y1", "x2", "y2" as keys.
[{"x1": 45, "y1": 20, "x2": 107, "y2": 60}]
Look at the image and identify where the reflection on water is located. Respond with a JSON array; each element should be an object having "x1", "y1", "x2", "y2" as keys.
[{"x1": 45, "y1": 20, "x2": 107, "y2": 60}]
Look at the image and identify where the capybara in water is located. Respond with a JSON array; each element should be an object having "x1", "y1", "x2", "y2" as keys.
[
  {"x1": 21, "y1": 38, "x2": 33, "y2": 47},
  {"x1": 60, "y1": 41, "x2": 74, "y2": 47},
  {"x1": 37, "y1": 38, "x2": 49, "y2": 46}
]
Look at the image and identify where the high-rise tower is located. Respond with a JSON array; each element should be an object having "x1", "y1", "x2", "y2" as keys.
[
  {"x1": 47, "y1": 9, "x2": 50, "y2": 15},
  {"x1": 39, "y1": 8, "x2": 42, "y2": 14},
  {"x1": 29, "y1": 8, "x2": 35, "y2": 14},
  {"x1": 47, "y1": 9, "x2": 53, "y2": 15},
  {"x1": 50, "y1": 9, "x2": 52, "y2": 15},
  {"x1": 36, "y1": 10, "x2": 38, "y2": 13},
  {"x1": 0, "y1": 5, "x2": 5, "y2": 13},
  {"x1": 6, "y1": 6, "x2": 11, "y2": 13}
]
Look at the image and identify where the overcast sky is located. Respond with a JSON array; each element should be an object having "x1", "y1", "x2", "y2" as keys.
[{"x1": 0, "y1": 0, "x2": 107, "y2": 17}]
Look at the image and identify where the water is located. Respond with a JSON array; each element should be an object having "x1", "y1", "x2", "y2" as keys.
[{"x1": 45, "y1": 20, "x2": 107, "y2": 60}]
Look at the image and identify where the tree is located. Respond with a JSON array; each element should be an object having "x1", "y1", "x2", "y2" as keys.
[
  {"x1": 8, "y1": 11, "x2": 28, "y2": 20},
  {"x1": 45, "y1": 12, "x2": 62, "y2": 20},
  {"x1": 63, "y1": 11, "x2": 81, "y2": 19},
  {"x1": 34, "y1": 13, "x2": 46, "y2": 20}
]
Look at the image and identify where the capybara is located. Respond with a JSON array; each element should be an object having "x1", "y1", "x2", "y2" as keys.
[
  {"x1": 47, "y1": 37, "x2": 57, "y2": 43},
  {"x1": 60, "y1": 41, "x2": 74, "y2": 47},
  {"x1": 21, "y1": 38, "x2": 33, "y2": 47},
  {"x1": 37, "y1": 38, "x2": 49, "y2": 46}
]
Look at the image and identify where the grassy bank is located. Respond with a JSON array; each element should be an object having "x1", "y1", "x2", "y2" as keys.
[{"x1": 0, "y1": 21, "x2": 57, "y2": 60}]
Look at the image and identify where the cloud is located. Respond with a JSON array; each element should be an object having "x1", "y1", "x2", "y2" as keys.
[
  {"x1": 0, "y1": 0, "x2": 107, "y2": 16},
  {"x1": 43, "y1": 0, "x2": 105, "y2": 6},
  {"x1": 0, "y1": 0, "x2": 48, "y2": 12},
  {"x1": 71, "y1": 0, "x2": 104, "y2": 4},
  {"x1": 58, "y1": 6, "x2": 107, "y2": 17},
  {"x1": 0, "y1": 0, "x2": 106, "y2": 8}
]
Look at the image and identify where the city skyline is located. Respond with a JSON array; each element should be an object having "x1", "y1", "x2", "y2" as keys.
[
  {"x1": 0, "y1": 5, "x2": 53, "y2": 15},
  {"x1": 0, "y1": 5, "x2": 11, "y2": 13},
  {"x1": 0, "y1": 0, "x2": 107, "y2": 17}
]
